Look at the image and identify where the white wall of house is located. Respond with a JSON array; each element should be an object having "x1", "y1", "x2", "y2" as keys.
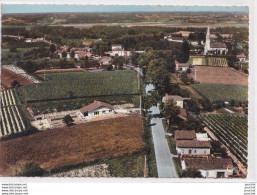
[
  {"x1": 199, "y1": 169, "x2": 233, "y2": 178},
  {"x1": 167, "y1": 38, "x2": 183, "y2": 43},
  {"x1": 210, "y1": 48, "x2": 228, "y2": 54},
  {"x1": 239, "y1": 57, "x2": 246, "y2": 62},
  {"x1": 176, "y1": 147, "x2": 210, "y2": 155},
  {"x1": 176, "y1": 100, "x2": 184, "y2": 108},
  {"x1": 78, "y1": 107, "x2": 114, "y2": 120},
  {"x1": 181, "y1": 160, "x2": 233, "y2": 178},
  {"x1": 112, "y1": 45, "x2": 123, "y2": 50},
  {"x1": 179, "y1": 67, "x2": 189, "y2": 72},
  {"x1": 110, "y1": 50, "x2": 131, "y2": 57}
]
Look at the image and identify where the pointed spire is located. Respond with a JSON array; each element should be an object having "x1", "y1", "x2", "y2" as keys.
[{"x1": 207, "y1": 26, "x2": 210, "y2": 36}]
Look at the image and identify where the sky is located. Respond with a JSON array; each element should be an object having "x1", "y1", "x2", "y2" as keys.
[{"x1": 2, "y1": 4, "x2": 249, "y2": 14}]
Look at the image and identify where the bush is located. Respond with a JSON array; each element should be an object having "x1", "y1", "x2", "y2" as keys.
[{"x1": 19, "y1": 163, "x2": 46, "y2": 177}]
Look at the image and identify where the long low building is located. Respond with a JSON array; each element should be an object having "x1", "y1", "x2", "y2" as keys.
[
  {"x1": 175, "y1": 130, "x2": 211, "y2": 155},
  {"x1": 181, "y1": 158, "x2": 234, "y2": 178},
  {"x1": 176, "y1": 140, "x2": 211, "y2": 155}
]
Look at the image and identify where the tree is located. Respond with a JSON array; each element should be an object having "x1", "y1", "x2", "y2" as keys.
[
  {"x1": 62, "y1": 51, "x2": 67, "y2": 58},
  {"x1": 181, "y1": 168, "x2": 202, "y2": 178},
  {"x1": 178, "y1": 116, "x2": 203, "y2": 133},
  {"x1": 105, "y1": 65, "x2": 113, "y2": 71},
  {"x1": 162, "y1": 99, "x2": 180, "y2": 130},
  {"x1": 11, "y1": 80, "x2": 20, "y2": 88},
  {"x1": 112, "y1": 56, "x2": 125, "y2": 69},
  {"x1": 70, "y1": 50, "x2": 75, "y2": 59},
  {"x1": 211, "y1": 140, "x2": 228, "y2": 158},
  {"x1": 10, "y1": 47, "x2": 17, "y2": 52},
  {"x1": 62, "y1": 115, "x2": 74, "y2": 126},
  {"x1": 178, "y1": 41, "x2": 190, "y2": 63},
  {"x1": 49, "y1": 43, "x2": 56, "y2": 54},
  {"x1": 19, "y1": 163, "x2": 46, "y2": 177}
]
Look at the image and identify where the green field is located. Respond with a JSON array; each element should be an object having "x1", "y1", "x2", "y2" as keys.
[
  {"x1": 16, "y1": 70, "x2": 139, "y2": 102},
  {"x1": 202, "y1": 113, "x2": 248, "y2": 166},
  {"x1": 192, "y1": 84, "x2": 248, "y2": 102},
  {"x1": 29, "y1": 95, "x2": 140, "y2": 115}
]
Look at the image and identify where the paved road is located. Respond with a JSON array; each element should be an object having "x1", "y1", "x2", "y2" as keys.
[
  {"x1": 150, "y1": 106, "x2": 178, "y2": 178},
  {"x1": 146, "y1": 84, "x2": 177, "y2": 178}
]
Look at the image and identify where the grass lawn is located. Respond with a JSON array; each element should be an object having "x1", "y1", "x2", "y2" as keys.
[
  {"x1": 172, "y1": 157, "x2": 182, "y2": 178},
  {"x1": 105, "y1": 153, "x2": 144, "y2": 177},
  {"x1": 29, "y1": 95, "x2": 140, "y2": 115}
]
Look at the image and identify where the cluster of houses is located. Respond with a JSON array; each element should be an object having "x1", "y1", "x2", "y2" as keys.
[
  {"x1": 175, "y1": 130, "x2": 234, "y2": 178},
  {"x1": 55, "y1": 46, "x2": 93, "y2": 60},
  {"x1": 162, "y1": 94, "x2": 234, "y2": 178},
  {"x1": 106, "y1": 44, "x2": 131, "y2": 57}
]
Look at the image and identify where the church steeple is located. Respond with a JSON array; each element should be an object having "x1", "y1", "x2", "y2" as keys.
[{"x1": 204, "y1": 26, "x2": 211, "y2": 55}]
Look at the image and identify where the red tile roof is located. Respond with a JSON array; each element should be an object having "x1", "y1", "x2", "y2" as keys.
[
  {"x1": 210, "y1": 42, "x2": 227, "y2": 48},
  {"x1": 80, "y1": 101, "x2": 114, "y2": 113},
  {"x1": 175, "y1": 60, "x2": 189, "y2": 67},
  {"x1": 177, "y1": 108, "x2": 188, "y2": 120},
  {"x1": 175, "y1": 130, "x2": 195, "y2": 140},
  {"x1": 236, "y1": 53, "x2": 246, "y2": 58},
  {"x1": 176, "y1": 140, "x2": 211, "y2": 148},
  {"x1": 184, "y1": 158, "x2": 234, "y2": 170}
]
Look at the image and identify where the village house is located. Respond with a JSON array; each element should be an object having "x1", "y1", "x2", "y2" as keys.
[
  {"x1": 25, "y1": 38, "x2": 33, "y2": 43},
  {"x1": 176, "y1": 140, "x2": 211, "y2": 155},
  {"x1": 175, "y1": 60, "x2": 190, "y2": 72},
  {"x1": 187, "y1": 40, "x2": 199, "y2": 46},
  {"x1": 99, "y1": 56, "x2": 112, "y2": 66},
  {"x1": 181, "y1": 158, "x2": 234, "y2": 178},
  {"x1": 164, "y1": 35, "x2": 184, "y2": 43},
  {"x1": 236, "y1": 53, "x2": 247, "y2": 62},
  {"x1": 174, "y1": 130, "x2": 211, "y2": 155},
  {"x1": 209, "y1": 42, "x2": 228, "y2": 55},
  {"x1": 111, "y1": 44, "x2": 123, "y2": 50},
  {"x1": 55, "y1": 47, "x2": 92, "y2": 60},
  {"x1": 78, "y1": 101, "x2": 115, "y2": 120},
  {"x1": 162, "y1": 94, "x2": 184, "y2": 108}
]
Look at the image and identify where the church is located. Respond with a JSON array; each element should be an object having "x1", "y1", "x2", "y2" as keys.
[{"x1": 204, "y1": 26, "x2": 228, "y2": 55}]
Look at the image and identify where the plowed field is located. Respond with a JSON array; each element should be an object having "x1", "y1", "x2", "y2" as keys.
[
  {"x1": 1, "y1": 68, "x2": 33, "y2": 88},
  {"x1": 0, "y1": 114, "x2": 143, "y2": 176},
  {"x1": 189, "y1": 66, "x2": 248, "y2": 86}
]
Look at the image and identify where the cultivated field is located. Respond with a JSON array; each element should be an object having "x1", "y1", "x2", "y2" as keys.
[
  {"x1": 192, "y1": 84, "x2": 248, "y2": 102},
  {"x1": 1, "y1": 68, "x2": 33, "y2": 88},
  {"x1": 17, "y1": 70, "x2": 139, "y2": 102},
  {"x1": 0, "y1": 89, "x2": 26, "y2": 137},
  {"x1": 0, "y1": 114, "x2": 143, "y2": 176},
  {"x1": 202, "y1": 114, "x2": 248, "y2": 166},
  {"x1": 189, "y1": 66, "x2": 248, "y2": 86}
]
